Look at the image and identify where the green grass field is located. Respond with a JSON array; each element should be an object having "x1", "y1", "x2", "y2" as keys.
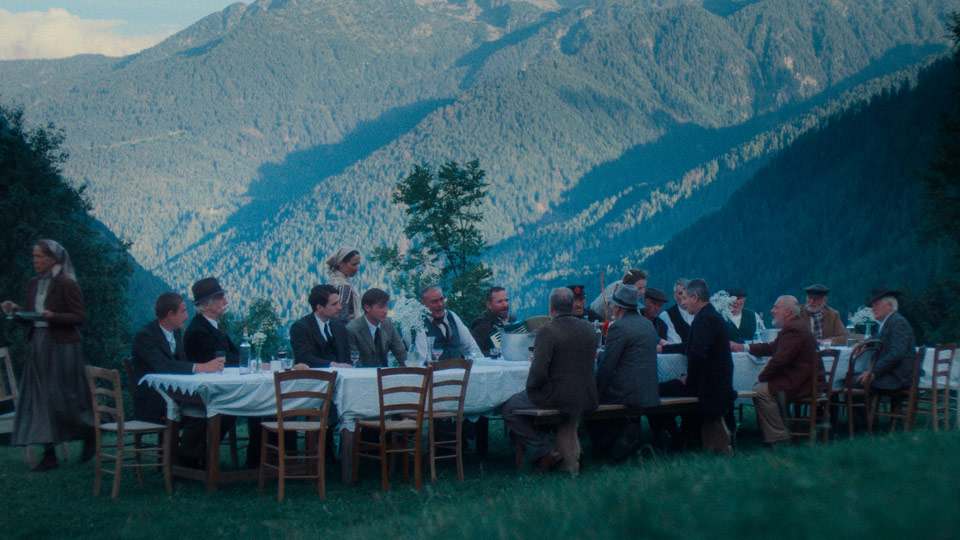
[{"x1": 3, "y1": 419, "x2": 958, "y2": 540}]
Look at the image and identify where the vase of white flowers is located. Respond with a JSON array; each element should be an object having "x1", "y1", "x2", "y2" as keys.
[
  {"x1": 391, "y1": 297, "x2": 429, "y2": 366},
  {"x1": 250, "y1": 330, "x2": 267, "y2": 371},
  {"x1": 710, "y1": 290, "x2": 736, "y2": 322},
  {"x1": 848, "y1": 307, "x2": 876, "y2": 338}
]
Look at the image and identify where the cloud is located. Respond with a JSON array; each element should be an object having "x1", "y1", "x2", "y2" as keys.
[{"x1": 0, "y1": 8, "x2": 171, "y2": 60}]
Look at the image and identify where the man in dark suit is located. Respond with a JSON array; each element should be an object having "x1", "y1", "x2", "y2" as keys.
[
  {"x1": 501, "y1": 288, "x2": 599, "y2": 472},
  {"x1": 589, "y1": 284, "x2": 660, "y2": 459},
  {"x1": 347, "y1": 288, "x2": 407, "y2": 367},
  {"x1": 731, "y1": 295, "x2": 818, "y2": 445},
  {"x1": 640, "y1": 287, "x2": 670, "y2": 342},
  {"x1": 855, "y1": 287, "x2": 917, "y2": 391},
  {"x1": 131, "y1": 292, "x2": 223, "y2": 424},
  {"x1": 653, "y1": 279, "x2": 736, "y2": 454},
  {"x1": 289, "y1": 284, "x2": 353, "y2": 368},
  {"x1": 470, "y1": 286, "x2": 516, "y2": 355}
]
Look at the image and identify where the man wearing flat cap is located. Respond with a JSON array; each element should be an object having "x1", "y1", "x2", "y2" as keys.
[
  {"x1": 799, "y1": 284, "x2": 847, "y2": 345},
  {"x1": 590, "y1": 284, "x2": 660, "y2": 460},
  {"x1": 640, "y1": 288, "x2": 670, "y2": 342},
  {"x1": 724, "y1": 287, "x2": 758, "y2": 344},
  {"x1": 568, "y1": 285, "x2": 603, "y2": 322},
  {"x1": 854, "y1": 287, "x2": 916, "y2": 391}
]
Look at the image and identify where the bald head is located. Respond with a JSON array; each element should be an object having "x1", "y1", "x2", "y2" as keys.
[{"x1": 771, "y1": 295, "x2": 801, "y2": 327}]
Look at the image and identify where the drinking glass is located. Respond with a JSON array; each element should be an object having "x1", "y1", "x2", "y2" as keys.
[
  {"x1": 215, "y1": 350, "x2": 226, "y2": 374},
  {"x1": 489, "y1": 346, "x2": 500, "y2": 359},
  {"x1": 350, "y1": 350, "x2": 360, "y2": 367},
  {"x1": 278, "y1": 349, "x2": 292, "y2": 371},
  {"x1": 431, "y1": 346, "x2": 443, "y2": 364}
]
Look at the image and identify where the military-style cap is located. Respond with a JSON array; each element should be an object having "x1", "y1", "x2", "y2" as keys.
[
  {"x1": 567, "y1": 285, "x2": 586, "y2": 298},
  {"x1": 804, "y1": 283, "x2": 831, "y2": 296}
]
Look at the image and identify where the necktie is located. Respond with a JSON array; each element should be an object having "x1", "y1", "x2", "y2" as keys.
[
  {"x1": 323, "y1": 322, "x2": 332, "y2": 342},
  {"x1": 433, "y1": 317, "x2": 449, "y2": 339},
  {"x1": 168, "y1": 335, "x2": 177, "y2": 355},
  {"x1": 374, "y1": 326, "x2": 385, "y2": 366}
]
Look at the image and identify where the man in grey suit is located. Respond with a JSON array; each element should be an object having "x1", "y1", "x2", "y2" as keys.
[
  {"x1": 855, "y1": 287, "x2": 917, "y2": 391},
  {"x1": 589, "y1": 284, "x2": 660, "y2": 460},
  {"x1": 347, "y1": 288, "x2": 408, "y2": 367}
]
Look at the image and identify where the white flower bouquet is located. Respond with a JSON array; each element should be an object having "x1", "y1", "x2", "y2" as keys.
[
  {"x1": 391, "y1": 297, "x2": 429, "y2": 348},
  {"x1": 848, "y1": 307, "x2": 876, "y2": 327},
  {"x1": 710, "y1": 290, "x2": 736, "y2": 322}
]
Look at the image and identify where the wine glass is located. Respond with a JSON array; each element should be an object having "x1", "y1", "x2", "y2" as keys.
[{"x1": 431, "y1": 346, "x2": 443, "y2": 364}]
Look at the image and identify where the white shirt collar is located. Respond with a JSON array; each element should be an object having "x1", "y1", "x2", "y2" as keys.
[
  {"x1": 365, "y1": 316, "x2": 380, "y2": 340},
  {"x1": 202, "y1": 314, "x2": 219, "y2": 329}
]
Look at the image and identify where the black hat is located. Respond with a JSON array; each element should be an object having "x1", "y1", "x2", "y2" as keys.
[
  {"x1": 726, "y1": 287, "x2": 747, "y2": 298},
  {"x1": 192, "y1": 277, "x2": 226, "y2": 304},
  {"x1": 610, "y1": 284, "x2": 639, "y2": 310},
  {"x1": 567, "y1": 285, "x2": 586, "y2": 298},
  {"x1": 867, "y1": 286, "x2": 900, "y2": 305},
  {"x1": 644, "y1": 287, "x2": 669, "y2": 303},
  {"x1": 804, "y1": 283, "x2": 831, "y2": 296}
]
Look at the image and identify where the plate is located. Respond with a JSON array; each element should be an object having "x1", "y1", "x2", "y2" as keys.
[{"x1": 15, "y1": 311, "x2": 46, "y2": 321}]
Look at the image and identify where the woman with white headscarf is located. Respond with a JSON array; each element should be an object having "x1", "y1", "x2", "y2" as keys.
[
  {"x1": 1, "y1": 239, "x2": 95, "y2": 471},
  {"x1": 324, "y1": 247, "x2": 362, "y2": 323}
]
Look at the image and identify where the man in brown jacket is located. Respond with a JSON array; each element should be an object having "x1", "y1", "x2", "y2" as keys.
[
  {"x1": 731, "y1": 295, "x2": 818, "y2": 444},
  {"x1": 501, "y1": 288, "x2": 599, "y2": 471},
  {"x1": 799, "y1": 284, "x2": 848, "y2": 345}
]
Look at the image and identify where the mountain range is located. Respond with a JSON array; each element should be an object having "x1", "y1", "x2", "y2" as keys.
[{"x1": 0, "y1": 0, "x2": 955, "y2": 324}]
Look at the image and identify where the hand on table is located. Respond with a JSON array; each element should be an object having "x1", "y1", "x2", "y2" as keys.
[
  {"x1": 293, "y1": 363, "x2": 310, "y2": 371},
  {"x1": 194, "y1": 357, "x2": 225, "y2": 373},
  {"x1": 730, "y1": 341, "x2": 746, "y2": 353}
]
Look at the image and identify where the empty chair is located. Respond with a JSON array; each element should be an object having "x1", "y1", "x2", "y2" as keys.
[
  {"x1": 913, "y1": 345, "x2": 955, "y2": 431},
  {"x1": 258, "y1": 369, "x2": 337, "y2": 501},
  {"x1": 352, "y1": 367, "x2": 431, "y2": 491},
  {"x1": 830, "y1": 339, "x2": 883, "y2": 436},
  {"x1": 421, "y1": 358, "x2": 472, "y2": 482},
  {"x1": 871, "y1": 347, "x2": 925, "y2": 431},
  {"x1": 85, "y1": 365, "x2": 171, "y2": 499}
]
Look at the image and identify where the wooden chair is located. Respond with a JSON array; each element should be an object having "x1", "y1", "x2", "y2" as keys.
[
  {"x1": 258, "y1": 369, "x2": 337, "y2": 501},
  {"x1": 786, "y1": 349, "x2": 838, "y2": 443},
  {"x1": 830, "y1": 339, "x2": 883, "y2": 437},
  {"x1": 1, "y1": 347, "x2": 70, "y2": 466},
  {"x1": 421, "y1": 358, "x2": 472, "y2": 482},
  {"x1": 85, "y1": 366, "x2": 171, "y2": 499},
  {"x1": 871, "y1": 347, "x2": 925, "y2": 432},
  {"x1": 914, "y1": 344, "x2": 956, "y2": 431},
  {"x1": 352, "y1": 367, "x2": 431, "y2": 492}
]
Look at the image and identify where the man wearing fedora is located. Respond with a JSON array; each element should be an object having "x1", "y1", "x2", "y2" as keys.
[
  {"x1": 799, "y1": 284, "x2": 848, "y2": 345},
  {"x1": 590, "y1": 284, "x2": 660, "y2": 460},
  {"x1": 641, "y1": 288, "x2": 670, "y2": 342},
  {"x1": 854, "y1": 287, "x2": 916, "y2": 391},
  {"x1": 568, "y1": 285, "x2": 603, "y2": 322},
  {"x1": 724, "y1": 287, "x2": 758, "y2": 344}
]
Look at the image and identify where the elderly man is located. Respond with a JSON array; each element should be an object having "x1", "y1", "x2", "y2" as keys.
[
  {"x1": 501, "y1": 288, "x2": 599, "y2": 471},
  {"x1": 641, "y1": 288, "x2": 670, "y2": 341},
  {"x1": 724, "y1": 287, "x2": 758, "y2": 344},
  {"x1": 132, "y1": 292, "x2": 224, "y2": 424},
  {"x1": 347, "y1": 288, "x2": 408, "y2": 367},
  {"x1": 590, "y1": 284, "x2": 660, "y2": 460},
  {"x1": 470, "y1": 286, "x2": 517, "y2": 355},
  {"x1": 414, "y1": 285, "x2": 482, "y2": 362},
  {"x1": 660, "y1": 278, "x2": 694, "y2": 344},
  {"x1": 568, "y1": 285, "x2": 603, "y2": 322},
  {"x1": 590, "y1": 269, "x2": 648, "y2": 321},
  {"x1": 731, "y1": 296, "x2": 818, "y2": 445},
  {"x1": 799, "y1": 284, "x2": 848, "y2": 345},
  {"x1": 854, "y1": 287, "x2": 916, "y2": 391},
  {"x1": 289, "y1": 284, "x2": 354, "y2": 368},
  {"x1": 652, "y1": 279, "x2": 736, "y2": 454}
]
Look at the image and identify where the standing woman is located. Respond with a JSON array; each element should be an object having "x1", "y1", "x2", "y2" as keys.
[
  {"x1": 1, "y1": 239, "x2": 94, "y2": 471},
  {"x1": 325, "y1": 247, "x2": 362, "y2": 323}
]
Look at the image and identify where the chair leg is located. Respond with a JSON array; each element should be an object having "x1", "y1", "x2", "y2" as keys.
[
  {"x1": 846, "y1": 395, "x2": 855, "y2": 437},
  {"x1": 455, "y1": 418, "x2": 464, "y2": 483},
  {"x1": 428, "y1": 418, "x2": 437, "y2": 483},
  {"x1": 162, "y1": 428, "x2": 172, "y2": 495},
  {"x1": 257, "y1": 426, "x2": 267, "y2": 497},
  {"x1": 351, "y1": 427, "x2": 361, "y2": 485},
  {"x1": 112, "y1": 434, "x2": 124, "y2": 499},
  {"x1": 93, "y1": 433, "x2": 103, "y2": 496},
  {"x1": 413, "y1": 431, "x2": 422, "y2": 491},
  {"x1": 134, "y1": 433, "x2": 146, "y2": 487},
  {"x1": 317, "y1": 430, "x2": 326, "y2": 502},
  {"x1": 380, "y1": 430, "x2": 390, "y2": 492},
  {"x1": 277, "y1": 428, "x2": 286, "y2": 502}
]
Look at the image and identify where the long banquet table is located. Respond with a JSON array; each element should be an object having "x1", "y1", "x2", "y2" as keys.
[{"x1": 142, "y1": 346, "x2": 958, "y2": 490}]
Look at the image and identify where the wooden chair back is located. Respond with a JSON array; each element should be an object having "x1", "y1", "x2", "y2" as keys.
[
  {"x1": 842, "y1": 339, "x2": 883, "y2": 389},
  {"x1": 0, "y1": 347, "x2": 18, "y2": 410},
  {"x1": 427, "y1": 358, "x2": 472, "y2": 419},
  {"x1": 375, "y1": 366, "x2": 431, "y2": 429},
  {"x1": 929, "y1": 344, "x2": 956, "y2": 394},
  {"x1": 820, "y1": 348, "x2": 841, "y2": 390},
  {"x1": 272, "y1": 369, "x2": 337, "y2": 429},
  {"x1": 86, "y1": 366, "x2": 126, "y2": 426}
]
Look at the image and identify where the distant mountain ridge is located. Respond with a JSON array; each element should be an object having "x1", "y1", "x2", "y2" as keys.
[{"x1": 0, "y1": 0, "x2": 954, "y2": 321}]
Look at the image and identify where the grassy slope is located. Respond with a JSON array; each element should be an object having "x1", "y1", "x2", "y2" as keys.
[{"x1": 3, "y1": 422, "x2": 958, "y2": 540}]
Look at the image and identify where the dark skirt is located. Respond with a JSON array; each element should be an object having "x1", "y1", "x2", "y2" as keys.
[{"x1": 12, "y1": 327, "x2": 94, "y2": 446}]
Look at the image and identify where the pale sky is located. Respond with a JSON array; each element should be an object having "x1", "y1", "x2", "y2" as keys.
[{"x1": 0, "y1": 1, "x2": 243, "y2": 60}]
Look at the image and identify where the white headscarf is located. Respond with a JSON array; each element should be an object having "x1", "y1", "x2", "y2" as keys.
[
  {"x1": 36, "y1": 239, "x2": 76, "y2": 280},
  {"x1": 325, "y1": 246, "x2": 360, "y2": 274}
]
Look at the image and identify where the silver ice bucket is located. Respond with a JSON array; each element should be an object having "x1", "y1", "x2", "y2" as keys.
[{"x1": 500, "y1": 332, "x2": 536, "y2": 362}]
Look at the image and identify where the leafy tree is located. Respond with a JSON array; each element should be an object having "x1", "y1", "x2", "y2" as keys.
[
  {"x1": 222, "y1": 297, "x2": 286, "y2": 360},
  {"x1": 372, "y1": 160, "x2": 493, "y2": 322},
  {"x1": 0, "y1": 105, "x2": 133, "y2": 372}
]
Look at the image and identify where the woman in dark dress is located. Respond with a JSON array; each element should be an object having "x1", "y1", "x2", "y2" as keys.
[{"x1": 1, "y1": 239, "x2": 94, "y2": 471}]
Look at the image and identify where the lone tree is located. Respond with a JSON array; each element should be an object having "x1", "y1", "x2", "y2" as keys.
[{"x1": 372, "y1": 159, "x2": 493, "y2": 322}]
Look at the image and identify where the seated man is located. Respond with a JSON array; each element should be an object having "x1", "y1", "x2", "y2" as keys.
[
  {"x1": 799, "y1": 284, "x2": 848, "y2": 345},
  {"x1": 590, "y1": 269, "x2": 647, "y2": 321},
  {"x1": 854, "y1": 287, "x2": 916, "y2": 391},
  {"x1": 347, "y1": 288, "x2": 408, "y2": 367},
  {"x1": 289, "y1": 284, "x2": 354, "y2": 368},
  {"x1": 640, "y1": 287, "x2": 670, "y2": 342},
  {"x1": 590, "y1": 284, "x2": 659, "y2": 460},
  {"x1": 414, "y1": 285, "x2": 482, "y2": 362},
  {"x1": 470, "y1": 286, "x2": 516, "y2": 355},
  {"x1": 724, "y1": 287, "x2": 758, "y2": 344},
  {"x1": 568, "y1": 284, "x2": 603, "y2": 322},
  {"x1": 730, "y1": 296, "x2": 818, "y2": 445},
  {"x1": 501, "y1": 288, "x2": 599, "y2": 471},
  {"x1": 659, "y1": 278, "x2": 694, "y2": 345},
  {"x1": 132, "y1": 292, "x2": 223, "y2": 424}
]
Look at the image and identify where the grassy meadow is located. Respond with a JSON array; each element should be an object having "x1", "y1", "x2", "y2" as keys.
[{"x1": 2, "y1": 416, "x2": 958, "y2": 540}]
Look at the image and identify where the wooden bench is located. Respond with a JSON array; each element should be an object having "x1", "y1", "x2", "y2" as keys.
[{"x1": 512, "y1": 397, "x2": 701, "y2": 472}]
